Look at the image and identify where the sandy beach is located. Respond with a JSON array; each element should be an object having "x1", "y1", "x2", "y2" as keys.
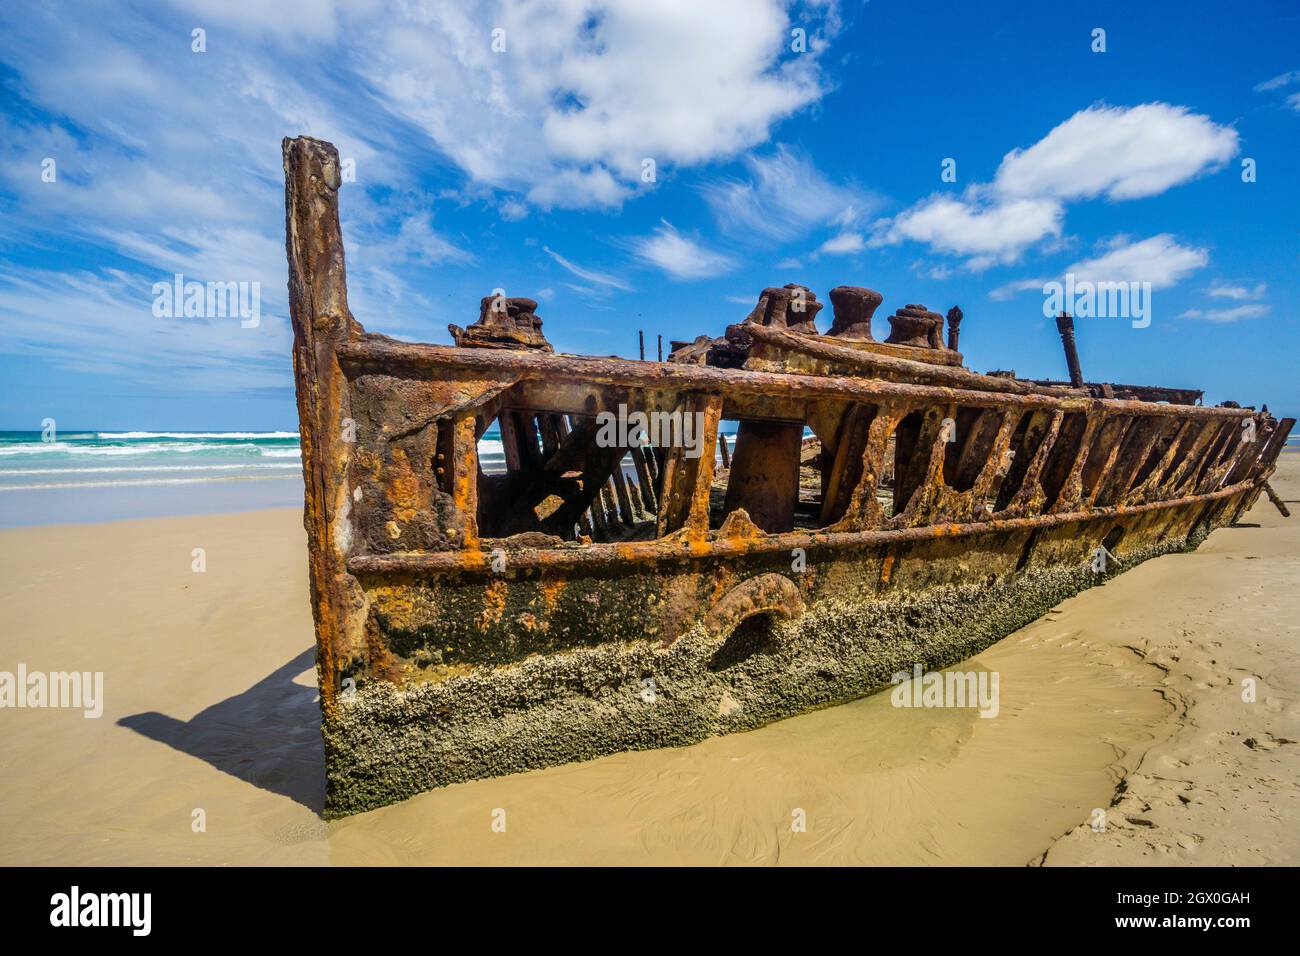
[{"x1": 0, "y1": 454, "x2": 1295, "y2": 866}]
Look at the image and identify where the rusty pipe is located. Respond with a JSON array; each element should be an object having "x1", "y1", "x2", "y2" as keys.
[{"x1": 1055, "y1": 312, "x2": 1085, "y2": 388}]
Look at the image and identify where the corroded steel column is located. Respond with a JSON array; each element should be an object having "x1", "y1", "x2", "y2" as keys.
[
  {"x1": 1055, "y1": 311, "x2": 1085, "y2": 388},
  {"x1": 283, "y1": 135, "x2": 363, "y2": 716}
]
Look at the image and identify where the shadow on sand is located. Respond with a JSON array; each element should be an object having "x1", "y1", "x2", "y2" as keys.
[{"x1": 119, "y1": 649, "x2": 326, "y2": 813}]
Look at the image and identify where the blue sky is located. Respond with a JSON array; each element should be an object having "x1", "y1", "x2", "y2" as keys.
[{"x1": 0, "y1": 0, "x2": 1297, "y2": 430}]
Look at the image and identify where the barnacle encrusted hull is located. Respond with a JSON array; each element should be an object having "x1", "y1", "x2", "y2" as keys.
[
  {"x1": 326, "y1": 506, "x2": 1236, "y2": 817},
  {"x1": 282, "y1": 136, "x2": 1294, "y2": 817}
]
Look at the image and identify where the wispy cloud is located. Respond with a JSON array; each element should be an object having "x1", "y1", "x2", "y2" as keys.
[
  {"x1": 1254, "y1": 69, "x2": 1300, "y2": 92},
  {"x1": 1180, "y1": 304, "x2": 1269, "y2": 322},
  {"x1": 817, "y1": 232, "x2": 866, "y2": 256},
  {"x1": 1207, "y1": 281, "x2": 1267, "y2": 301},
  {"x1": 631, "y1": 220, "x2": 735, "y2": 280},
  {"x1": 543, "y1": 246, "x2": 632, "y2": 291},
  {"x1": 0, "y1": 0, "x2": 839, "y2": 386},
  {"x1": 700, "y1": 145, "x2": 875, "y2": 242}
]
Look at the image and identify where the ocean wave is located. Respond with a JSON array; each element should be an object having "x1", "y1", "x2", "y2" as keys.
[
  {"x1": 95, "y1": 431, "x2": 300, "y2": 439},
  {"x1": 0, "y1": 475, "x2": 302, "y2": 492},
  {"x1": 0, "y1": 442, "x2": 301, "y2": 458},
  {"x1": 2, "y1": 463, "x2": 303, "y2": 475}
]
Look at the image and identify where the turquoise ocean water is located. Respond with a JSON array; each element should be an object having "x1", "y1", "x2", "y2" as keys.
[{"x1": 0, "y1": 429, "x2": 506, "y2": 528}]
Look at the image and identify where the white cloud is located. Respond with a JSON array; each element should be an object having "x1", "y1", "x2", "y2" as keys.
[
  {"x1": 543, "y1": 246, "x2": 632, "y2": 291},
  {"x1": 876, "y1": 103, "x2": 1236, "y2": 268},
  {"x1": 499, "y1": 199, "x2": 529, "y2": 221},
  {"x1": 989, "y1": 234, "x2": 1209, "y2": 300},
  {"x1": 1067, "y1": 234, "x2": 1208, "y2": 288},
  {"x1": 0, "y1": 1, "x2": 839, "y2": 386},
  {"x1": 995, "y1": 103, "x2": 1238, "y2": 202},
  {"x1": 1254, "y1": 70, "x2": 1300, "y2": 92},
  {"x1": 526, "y1": 167, "x2": 631, "y2": 210},
  {"x1": 1207, "y1": 282, "x2": 1267, "y2": 301},
  {"x1": 877, "y1": 195, "x2": 1063, "y2": 266},
  {"x1": 631, "y1": 220, "x2": 735, "y2": 280},
  {"x1": 360, "y1": 0, "x2": 839, "y2": 210},
  {"x1": 1180, "y1": 304, "x2": 1269, "y2": 323},
  {"x1": 817, "y1": 232, "x2": 865, "y2": 255},
  {"x1": 0, "y1": 265, "x2": 290, "y2": 390},
  {"x1": 700, "y1": 145, "x2": 874, "y2": 241}
]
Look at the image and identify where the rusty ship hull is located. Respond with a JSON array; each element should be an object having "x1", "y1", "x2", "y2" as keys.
[{"x1": 283, "y1": 137, "x2": 1293, "y2": 817}]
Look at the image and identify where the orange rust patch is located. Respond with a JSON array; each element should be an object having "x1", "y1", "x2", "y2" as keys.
[
  {"x1": 879, "y1": 552, "x2": 895, "y2": 586},
  {"x1": 388, "y1": 448, "x2": 421, "y2": 523},
  {"x1": 538, "y1": 574, "x2": 566, "y2": 614},
  {"x1": 479, "y1": 579, "x2": 507, "y2": 629}
]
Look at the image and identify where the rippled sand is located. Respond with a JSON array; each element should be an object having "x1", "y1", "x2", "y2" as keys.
[{"x1": 1, "y1": 457, "x2": 1295, "y2": 865}]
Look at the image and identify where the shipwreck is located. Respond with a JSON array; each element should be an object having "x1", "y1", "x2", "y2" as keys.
[{"x1": 283, "y1": 136, "x2": 1295, "y2": 816}]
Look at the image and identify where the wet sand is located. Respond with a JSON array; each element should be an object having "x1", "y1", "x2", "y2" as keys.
[{"x1": 1, "y1": 455, "x2": 1296, "y2": 866}]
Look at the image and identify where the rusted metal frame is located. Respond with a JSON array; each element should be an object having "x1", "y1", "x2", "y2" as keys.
[
  {"x1": 1003, "y1": 410, "x2": 1064, "y2": 517},
  {"x1": 743, "y1": 324, "x2": 1069, "y2": 397},
  {"x1": 960, "y1": 409, "x2": 1019, "y2": 520},
  {"x1": 655, "y1": 393, "x2": 723, "y2": 536},
  {"x1": 537, "y1": 413, "x2": 563, "y2": 458},
  {"x1": 819, "y1": 402, "x2": 876, "y2": 525},
  {"x1": 805, "y1": 401, "x2": 847, "y2": 505},
  {"x1": 609, "y1": 459, "x2": 636, "y2": 526},
  {"x1": 824, "y1": 400, "x2": 911, "y2": 531},
  {"x1": 1077, "y1": 414, "x2": 1135, "y2": 507},
  {"x1": 513, "y1": 411, "x2": 545, "y2": 471},
  {"x1": 1220, "y1": 420, "x2": 1269, "y2": 487},
  {"x1": 990, "y1": 411, "x2": 1040, "y2": 512},
  {"x1": 1160, "y1": 418, "x2": 1226, "y2": 498},
  {"x1": 446, "y1": 413, "x2": 481, "y2": 548},
  {"x1": 336, "y1": 338, "x2": 1253, "y2": 423},
  {"x1": 598, "y1": 481, "x2": 620, "y2": 529},
  {"x1": 893, "y1": 403, "x2": 958, "y2": 527},
  {"x1": 496, "y1": 410, "x2": 525, "y2": 472},
  {"x1": 1123, "y1": 418, "x2": 1198, "y2": 506},
  {"x1": 629, "y1": 446, "x2": 658, "y2": 513},
  {"x1": 1180, "y1": 419, "x2": 1237, "y2": 495},
  {"x1": 282, "y1": 136, "x2": 363, "y2": 716},
  {"x1": 349, "y1": 476, "x2": 1260, "y2": 576},
  {"x1": 540, "y1": 422, "x2": 628, "y2": 536},
  {"x1": 721, "y1": 418, "x2": 807, "y2": 533},
  {"x1": 1247, "y1": 417, "x2": 1295, "y2": 482},
  {"x1": 1188, "y1": 419, "x2": 1241, "y2": 495},
  {"x1": 1042, "y1": 412, "x2": 1097, "y2": 514},
  {"x1": 1104, "y1": 417, "x2": 1178, "y2": 505},
  {"x1": 496, "y1": 416, "x2": 602, "y2": 534},
  {"x1": 946, "y1": 406, "x2": 1003, "y2": 492},
  {"x1": 1224, "y1": 416, "x2": 1283, "y2": 487}
]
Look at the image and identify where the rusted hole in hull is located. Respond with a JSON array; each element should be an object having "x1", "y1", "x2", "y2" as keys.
[
  {"x1": 1015, "y1": 528, "x2": 1041, "y2": 572},
  {"x1": 1040, "y1": 411, "x2": 1088, "y2": 510},
  {"x1": 994, "y1": 410, "x2": 1042, "y2": 511},
  {"x1": 708, "y1": 612, "x2": 779, "y2": 671},
  {"x1": 1101, "y1": 525, "x2": 1125, "y2": 555}
]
